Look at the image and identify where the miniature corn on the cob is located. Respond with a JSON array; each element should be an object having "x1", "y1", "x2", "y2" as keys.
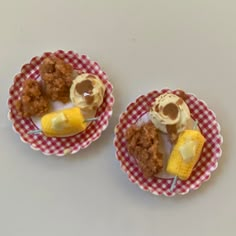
[
  {"x1": 166, "y1": 130, "x2": 206, "y2": 180},
  {"x1": 41, "y1": 107, "x2": 87, "y2": 137}
]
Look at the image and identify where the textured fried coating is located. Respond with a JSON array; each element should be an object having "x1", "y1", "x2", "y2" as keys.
[
  {"x1": 15, "y1": 79, "x2": 49, "y2": 118},
  {"x1": 39, "y1": 57, "x2": 74, "y2": 103},
  {"x1": 125, "y1": 121, "x2": 163, "y2": 178}
]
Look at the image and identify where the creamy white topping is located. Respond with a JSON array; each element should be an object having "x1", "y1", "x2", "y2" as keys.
[
  {"x1": 51, "y1": 112, "x2": 68, "y2": 130},
  {"x1": 179, "y1": 140, "x2": 198, "y2": 162}
]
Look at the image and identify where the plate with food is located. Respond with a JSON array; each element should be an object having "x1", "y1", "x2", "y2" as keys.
[
  {"x1": 8, "y1": 50, "x2": 114, "y2": 156},
  {"x1": 114, "y1": 89, "x2": 223, "y2": 196}
]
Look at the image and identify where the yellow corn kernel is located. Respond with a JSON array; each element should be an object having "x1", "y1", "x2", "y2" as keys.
[
  {"x1": 166, "y1": 130, "x2": 206, "y2": 180},
  {"x1": 41, "y1": 107, "x2": 87, "y2": 137}
]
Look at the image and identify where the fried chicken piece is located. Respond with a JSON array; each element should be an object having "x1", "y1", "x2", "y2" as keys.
[
  {"x1": 15, "y1": 79, "x2": 49, "y2": 118},
  {"x1": 125, "y1": 121, "x2": 163, "y2": 178},
  {"x1": 39, "y1": 57, "x2": 74, "y2": 103}
]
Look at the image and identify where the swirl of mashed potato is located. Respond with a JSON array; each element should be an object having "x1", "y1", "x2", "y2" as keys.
[
  {"x1": 149, "y1": 93, "x2": 191, "y2": 139},
  {"x1": 70, "y1": 73, "x2": 105, "y2": 112}
]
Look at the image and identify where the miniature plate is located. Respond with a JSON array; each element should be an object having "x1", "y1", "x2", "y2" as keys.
[
  {"x1": 114, "y1": 89, "x2": 223, "y2": 196},
  {"x1": 8, "y1": 50, "x2": 114, "y2": 156}
]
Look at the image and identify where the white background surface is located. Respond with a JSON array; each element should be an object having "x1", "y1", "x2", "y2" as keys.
[{"x1": 0, "y1": 1, "x2": 235, "y2": 235}]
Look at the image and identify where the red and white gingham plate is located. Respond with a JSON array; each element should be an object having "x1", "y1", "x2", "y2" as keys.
[
  {"x1": 8, "y1": 50, "x2": 114, "y2": 156},
  {"x1": 114, "y1": 89, "x2": 223, "y2": 196}
]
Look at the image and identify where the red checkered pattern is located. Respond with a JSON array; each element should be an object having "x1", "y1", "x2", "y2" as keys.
[
  {"x1": 114, "y1": 89, "x2": 223, "y2": 196},
  {"x1": 8, "y1": 50, "x2": 114, "y2": 156}
]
